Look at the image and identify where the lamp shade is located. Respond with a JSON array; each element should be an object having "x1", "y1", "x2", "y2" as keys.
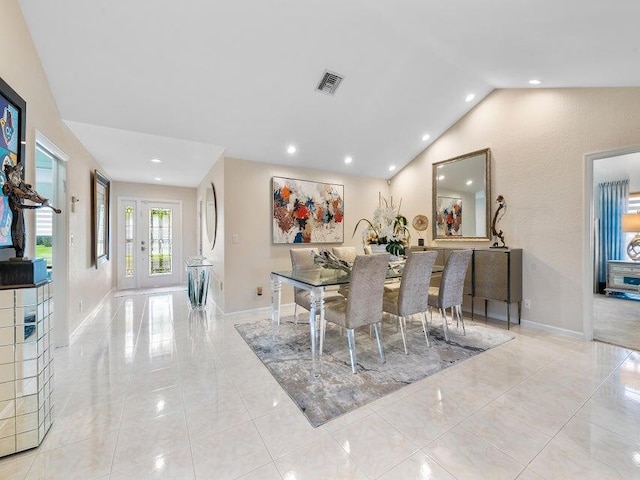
[{"x1": 622, "y1": 213, "x2": 640, "y2": 233}]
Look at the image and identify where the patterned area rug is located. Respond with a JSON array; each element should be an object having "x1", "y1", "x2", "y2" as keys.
[{"x1": 235, "y1": 315, "x2": 514, "y2": 427}]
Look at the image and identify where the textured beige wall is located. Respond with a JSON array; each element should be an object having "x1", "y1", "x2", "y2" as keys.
[
  {"x1": 196, "y1": 154, "x2": 225, "y2": 310},
  {"x1": 391, "y1": 88, "x2": 640, "y2": 334},
  {"x1": 223, "y1": 157, "x2": 388, "y2": 313},
  {"x1": 1, "y1": 1, "x2": 113, "y2": 334},
  {"x1": 111, "y1": 181, "x2": 198, "y2": 286}
]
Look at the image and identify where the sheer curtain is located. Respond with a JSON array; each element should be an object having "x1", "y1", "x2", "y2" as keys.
[{"x1": 598, "y1": 179, "x2": 629, "y2": 284}]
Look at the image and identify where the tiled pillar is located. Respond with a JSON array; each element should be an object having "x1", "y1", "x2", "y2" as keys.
[{"x1": 0, "y1": 282, "x2": 53, "y2": 457}]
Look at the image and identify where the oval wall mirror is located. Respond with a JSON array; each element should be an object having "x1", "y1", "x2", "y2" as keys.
[{"x1": 205, "y1": 182, "x2": 217, "y2": 248}]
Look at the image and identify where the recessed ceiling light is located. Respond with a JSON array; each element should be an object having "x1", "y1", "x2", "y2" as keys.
[
  {"x1": 466, "y1": 180, "x2": 473, "y2": 185},
  {"x1": 154, "y1": 177, "x2": 162, "y2": 181},
  {"x1": 422, "y1": 134, "x2": 430, "y2": 142},
  {"x1": 388, "y1": 165, "x2": 396, "y2": 172},
  {"x1": 465, "y1": 93, "x2": 475, "y2": 102},
  {"x1": 438, "y1": 175, "x2": 445, "y2": 181},
  {"x1": 344, "y1": 156, "x2": 353, "y2": 164},
  {"x1": 150, "y1": 158, "x2": 162, "y2": 163},
  {"x1": 287, "y1": 145, "x2": 296, "y2": 154},
  {"x1": 529, "y1": 79, "x2": 542, "y2": 85}
]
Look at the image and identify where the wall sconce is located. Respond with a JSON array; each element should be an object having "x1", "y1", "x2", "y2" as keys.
[{"x1": 622, "y1": 211, "x2": 640, "y2": 260}]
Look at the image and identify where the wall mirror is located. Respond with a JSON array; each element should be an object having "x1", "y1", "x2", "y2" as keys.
[
  {"x1": 92, "y1": 169, "x2": 110, "y2": 267},
  {"x1": 432, "y1": 148, "x2": 491, "y2": 240},
  {"x1": 205, "y1": 182, "x2": 217, "y2": 249}
]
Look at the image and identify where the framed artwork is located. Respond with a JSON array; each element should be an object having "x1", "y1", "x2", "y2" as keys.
[
  {"x1": 435, "y1": 196, "x2": 463, "y2": 237},
  {"x1": 0, "y1": 76, "x2": 26, "y2": 248},
  {"x1": 272, "y1": 176, "x2": 344, "y2": 244},
  {"x1": 92, "y1": 170, "x2": 110, "y2": 267}
]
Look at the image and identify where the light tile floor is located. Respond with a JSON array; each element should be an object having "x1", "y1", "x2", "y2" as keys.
[{"x1": 1, "y1": 290, "x2": 639, "y2": 479}]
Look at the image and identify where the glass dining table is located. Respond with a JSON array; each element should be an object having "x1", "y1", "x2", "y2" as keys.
[{"x1": 270, "y1": 262, "x2": 442, "y2": 360}]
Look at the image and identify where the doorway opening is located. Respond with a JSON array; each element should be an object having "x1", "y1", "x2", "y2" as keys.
[
  {"x1": 585, "y1": 146, "x2": 640, "y2": 352},
  {"x1": 34, "y1": 134, "x2": 69, "y2": 346}
]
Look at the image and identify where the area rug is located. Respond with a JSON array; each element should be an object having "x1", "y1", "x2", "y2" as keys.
[{"x1": 235, "y1": 315, "x2": 514, "y2": 427}]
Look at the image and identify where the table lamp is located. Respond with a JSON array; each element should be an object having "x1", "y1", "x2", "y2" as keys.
[{"x1": 622, "y1": 211, "x2": 640, "y2": 260}]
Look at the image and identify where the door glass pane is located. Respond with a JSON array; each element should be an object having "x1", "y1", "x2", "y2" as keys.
[
  {"x1": 149, "y1": 208, "x2": 172, "y2": 275},
  {"x1": 124, "y1": 206, "x2": 134, "y2": 277},
  {"x1": 35, "y1": 145, "x2": 54, "y2": 270}
]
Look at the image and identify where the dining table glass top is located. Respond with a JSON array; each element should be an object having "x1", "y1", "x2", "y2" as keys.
[{"x1": 272, "y1": 261, "x2": 441, "y2": 288}]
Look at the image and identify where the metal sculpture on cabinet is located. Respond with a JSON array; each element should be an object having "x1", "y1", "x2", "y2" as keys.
[
  {"x1": 2, "y1": 162, "x2": 61, "y2": 259},
  {"x1": 491, "y1": 194, "x2": 507, "y2": 249}
]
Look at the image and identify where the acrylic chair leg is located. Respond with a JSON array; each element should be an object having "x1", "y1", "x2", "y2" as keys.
[
  {"x1": 420, "y1": 312, "x2": 430, "y2": 347},
  {"x1": 373, "y1": 322, "x2": 386, "y2": 364},
  {"x1": 398, "y1": 315, "x2": 408, "y2": 354},
  {"x1": 458, "y1": 305, "x2": 466, "y2": 335},
  {"x1": 440, "y1": 307, "x2": 450, "y2": 342},
  {"x1": 347, "y1": 329, "x2": 357, "y2": 374},
  {"x1": 293, "y1": 304, "x2": 298, "y2": 325}
]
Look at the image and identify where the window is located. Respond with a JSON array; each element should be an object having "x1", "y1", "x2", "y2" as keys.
[{"x1": 629, "y1": 192, "x2": 640, "y2": 213}]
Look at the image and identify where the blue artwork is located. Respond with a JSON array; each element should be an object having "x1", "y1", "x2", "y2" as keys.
[{"x1": 0, "y1": 95, "x2": 18, "y2": 154}]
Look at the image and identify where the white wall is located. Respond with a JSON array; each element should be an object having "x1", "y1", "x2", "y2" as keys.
[
  {"x1": 391, "y1": 88, "x2": 640, "y2": 335},
  {"x1": 1, "y1": 0, "x2": 113, "y2": 335},
  {"x1": 196, "y1": 154, "x2": 225, "y2": 310},
  {"x1": 222, "y1": 157, "x2": 388, "y2": 313}
]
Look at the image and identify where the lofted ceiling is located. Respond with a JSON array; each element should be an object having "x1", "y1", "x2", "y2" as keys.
[{"x1": 18, "y1": 0, "x2": 640, "y2": 187}]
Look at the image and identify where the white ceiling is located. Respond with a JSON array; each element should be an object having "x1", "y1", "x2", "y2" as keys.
[{"x1": 18, "y1": 0, "x2": 640, "y2": 187}]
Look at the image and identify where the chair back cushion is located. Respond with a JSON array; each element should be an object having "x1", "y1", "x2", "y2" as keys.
[
  {"x1": 290, "y1": 248, "x2": 319, "y2": 297},
  {"x1": 398, "y1": 251, "x2": 438, "y2": 316},
  {"x1": 290, "y1": 248, "x2": 319, "y2": 270},
  {"x1": 346, "y1": 254, "x2": 389, "y2": 329},
  {"x1": 438, "y1": 249, "x2": 473, "y2": 309},
  {"x1": 331, "y1": 246, "x2": 358, "y2": 265}
]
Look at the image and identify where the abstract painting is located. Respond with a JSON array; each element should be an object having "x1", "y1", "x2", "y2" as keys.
[
  {"x1": 435, "y1": 196, "x2": 462, "y2": 236},
  {"x1": 272, "y1": 176, "x2": 344, "y2": 243},
  {"x1": 0, "y1": 76, "x2": 26, "y2": 248}
]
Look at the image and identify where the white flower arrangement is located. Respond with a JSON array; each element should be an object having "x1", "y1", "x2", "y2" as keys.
[{"x1": 352, "y1": 194, "x2": 410, "y2": 256}]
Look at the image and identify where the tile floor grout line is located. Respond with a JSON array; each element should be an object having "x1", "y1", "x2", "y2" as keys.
[
  {"x1": 516, "y1": 348, "x2": 633, "y2": 477},
  {"x1": 107, "y1": 295, "x2": 147, "y2": 477}
]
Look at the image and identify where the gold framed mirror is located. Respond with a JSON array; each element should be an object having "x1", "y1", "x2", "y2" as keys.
[{"x1": 432, "y1": 148, "x2": 491, "y2": 240}]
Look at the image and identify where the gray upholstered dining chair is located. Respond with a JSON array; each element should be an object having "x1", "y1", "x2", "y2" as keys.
[
  {"x1": 331, "y1": 246, "x2": 358, "y2": 297},
  {"x1": 428, "y1": 249, "x2": 473, "y2": 342},
  {"x1": 331, "y1": 246, "x2": 358, "y2": 265},
  {"x1": 382, "y1": 250, "x2": 438, "y2": 353},
  {"x1": 289, "y1": 248, "x2": 342, "y2": 324},
  {"x1": 321, "y1": 253, "x2": 390, "y2": 374}
]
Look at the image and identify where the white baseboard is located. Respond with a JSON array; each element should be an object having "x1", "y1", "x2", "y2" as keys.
[
  {"x1": 520, "y1": 319, "x2": 585, "y2": 340},
  {"x1": 68, "y1": 287, "x2": 115, "y2": 339}
]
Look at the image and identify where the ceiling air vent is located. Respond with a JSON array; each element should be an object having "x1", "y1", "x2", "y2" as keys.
[{"x1": 316, "y1": 70, "x2": 344, "y2": 95}]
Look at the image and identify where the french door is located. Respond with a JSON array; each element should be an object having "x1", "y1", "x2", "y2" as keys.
[{"x1": 118, "y1": 199, "x2": 183, "y2": 289}]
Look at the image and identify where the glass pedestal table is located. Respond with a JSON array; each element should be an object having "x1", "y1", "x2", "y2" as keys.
[{"x1": 185, "y1": 257, "x2": 213, "y2": 310}]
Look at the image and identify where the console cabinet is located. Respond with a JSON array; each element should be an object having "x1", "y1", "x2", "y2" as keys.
[
  {"x1": 411, "y1": 246, "x2": 523, "y2": 329},
  {"x1": 0, "y1": 282, "x2": 54, "y2": 457}
]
